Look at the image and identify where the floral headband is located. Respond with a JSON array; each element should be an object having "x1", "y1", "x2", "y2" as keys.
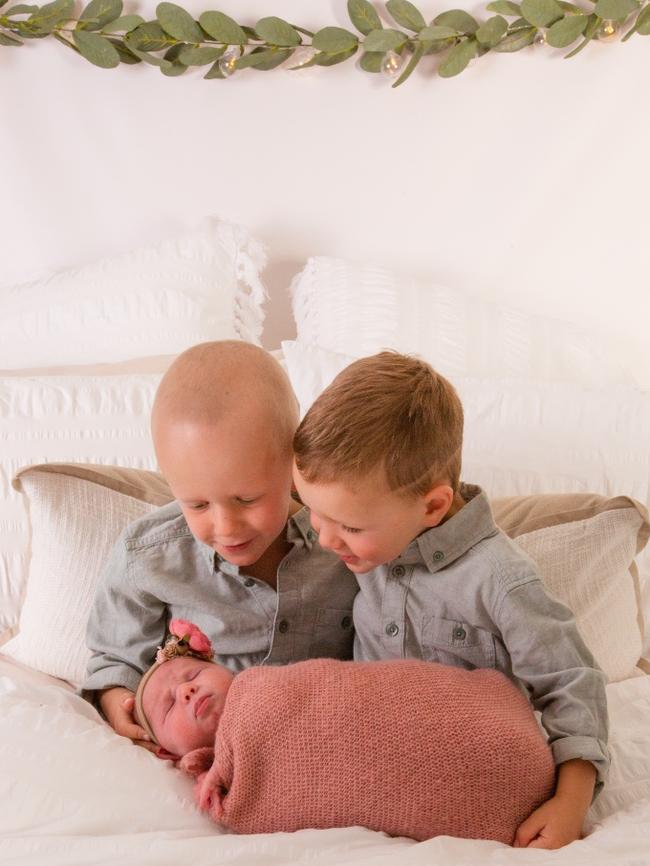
[{"x1": 134, "y1": 619, "x2": 214, "y2": 745}]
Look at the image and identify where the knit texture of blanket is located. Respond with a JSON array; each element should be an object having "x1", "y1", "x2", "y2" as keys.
[{"x1": 185, "y1": 658, "x2": 555, "y2": 843}]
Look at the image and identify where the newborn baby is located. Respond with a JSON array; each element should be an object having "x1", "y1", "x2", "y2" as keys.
[{"x1": 135, "y1": 621, "x2": 555, "y2": 844}]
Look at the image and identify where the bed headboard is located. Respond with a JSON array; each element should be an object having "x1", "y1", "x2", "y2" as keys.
[{"x1": 2, "y1": 0, "x2": 648, "y2": 360}]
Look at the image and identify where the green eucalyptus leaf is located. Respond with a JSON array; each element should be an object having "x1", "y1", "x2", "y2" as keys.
[
  {"x1": 433, "y1": 10, "x2": 478, "y2": 34},
  {"x1": 125, "y1": 21, "x2": 174, "y2": 51},
  {"x1": 392, "y1": 39, "x2": 424, "y2": 85},
  {"x1": 363, "y1": 27, "x2": 408, "y2": 50},
  {"x1": 156, "y1": 2, "x2": 202, "y2": 42},
  {"x1": 254, "y1": 16, "x2": 301, "y2": 46},
  {"x1": 178, "y1": 43, "x2": 224, "y2": 64},
  {"x1": 557, "y1": 1, "x2": 584, "y2": 12},
  {"x1": 563, "y1": 11, "x2": 598, "y2": 54},
  {"x1": 314, "y1": 44, "x2": 358, "y2": 64},
  {"x1": 0, "y1": 29, "x2": 23, "y2": 43},
  {"x1": 490, "y1": 24, "x2": 536, "y2": 48},
  {"x1": 486, "y1": 1, "x2": 521, "y2": 14},
  {"x1": 508, "y1": 16, "x2": 532, "y2": 28},
  {"x1": 199, "y1": 11, "x2": 246, "y2": 45},
  {"x1": 520, "y1": 0, "x2": 563, "y2": 26},
  {"x1": 475, "y1": 14, "x2": 508, "y2": 44},
  {"x1": 637, "y1": 5, "x2": 650, "y2": 33},
  {"x1": 106, "y1": 36, "x2": 141, "y2": 62},
  {"x1": 419, "y1": 24, "x2": 459, "y2": 39},
  {"x1": 312, "y1": 25, "x2": 358, "y2": 53},
  {"x1": 236, "y1": 46, "x2": 291, "y2": 68},
  {"x1": 160, "y1": 42, "x2": 186, "y2": 74},
  {"x1": 204, "y1": 58, "x2": 225, "y2": 77},
  {"x1": 386, "y1": 0, "x2": 426, "y2": 31},
  {"x1": 546, "y1": 12, "x2": 588, "y2": 46},
  {"x1": 594, "y1": 0, "x2": 639, "y2": 19},
  {"x1": 348, "y1": 0, "x2": 382, "y2": 35},
  {"x1": 73, "y1": 28, "x2": 120, "y2": 66},
  {"x1": 102, "y1": 14, "x2": 143, "y2": 33},
  {"x1": 27, "y1": 0, "x2": 74, "y2": 35},
  {"x1": 79, "y1": 0, "x2": 121, "y2": 31},
  {"x1": 126, "y1": 43, "x2": 172, "y2": 66},
  {"x1": 438, "y1": 36, "x2": 477, "y2": 75},
  {"x1": 360, "y1": 49, "x2": 383, "y2": 70},
  {"x1": 4, "y1": 4, "x2": 38, "y2": 15}
]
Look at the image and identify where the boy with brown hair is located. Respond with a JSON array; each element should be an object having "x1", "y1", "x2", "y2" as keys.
[
  {"x1": 292, "y1": 351, "x2": 609, "y2": 851},
  {"x1": 85, "y1": 341, "x2": 358, "y2": 751}
]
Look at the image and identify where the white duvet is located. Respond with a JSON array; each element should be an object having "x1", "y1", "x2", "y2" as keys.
[{"x1": 1, "y1": 655, "x2": 649, "y2": 866}]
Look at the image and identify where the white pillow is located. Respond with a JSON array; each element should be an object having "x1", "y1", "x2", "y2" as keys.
[
  {"x1": 0, "y1": 373, "x2": 162, "y2": 646},
  {"x1": 0, "y1": 656, "x2": 210, "y2": 839},
  {"x1": 0, "y1": 218, "x2": 266, "y2": 368},
  {"x1": 4, "y1": 466, "x2": 172, "y2": 685},
  {"x1": 290, "y1": 257, "x2": 640, "y2": 387},
  {"x1": 282, "y1": 340, "x2": 650, "y2": 661}
]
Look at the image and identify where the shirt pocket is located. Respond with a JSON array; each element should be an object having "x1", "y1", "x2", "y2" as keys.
[
  {"x1": 309, "y1": 607, "x2": 354, "y2": 660},
  {"x1": 419, "y1": 616, "x2": 496, "y2": 670}
]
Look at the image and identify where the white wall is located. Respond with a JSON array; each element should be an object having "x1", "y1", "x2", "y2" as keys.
[{"x1": 1, "y1": 1, "x2": 648, "y2": 364}]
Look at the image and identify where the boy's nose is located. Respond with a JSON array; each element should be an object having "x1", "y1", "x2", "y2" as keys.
[
  {"x1": 318, "y1": 524, "x2": 343, "y2": 552},
  {"x1": 210, "y1": 506, "x2": 240, "y2": 539}
]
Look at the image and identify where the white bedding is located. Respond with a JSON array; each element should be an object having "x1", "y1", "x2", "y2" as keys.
[{"x1": 2, "y1": 655, "x2": 648, "y2": 866}]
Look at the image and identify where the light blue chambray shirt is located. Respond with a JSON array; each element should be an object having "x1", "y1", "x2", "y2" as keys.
[
  {"x1": 85, "y1": 501, "x2": 359, "y2": 695},
  {"x1": 352, "y1": 483, "x2": 610, "y2": 789}
]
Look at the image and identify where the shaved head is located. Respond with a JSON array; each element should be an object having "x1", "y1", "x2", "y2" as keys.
[{"x1": 152, "y1": 341, "x2": 298, "y2": 460}]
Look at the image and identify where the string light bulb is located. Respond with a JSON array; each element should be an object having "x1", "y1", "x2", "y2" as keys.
[
  {"x1": 381, "y1": 49, "x2": 404, "y2": 78},
  {"x1": 598, "y1": 19, "x2": 619, "y2": 41},
  {"x1": 218, "y1": 46, "x2": 241, "y2": 77}
]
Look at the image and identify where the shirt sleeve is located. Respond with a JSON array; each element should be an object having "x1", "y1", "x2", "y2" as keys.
[
  {"x1": 495, "y1": 572, "x2": 610, "y2": 794},
  {"x1": 84, "y1": 528, "x2": 168, "y2": 697}
]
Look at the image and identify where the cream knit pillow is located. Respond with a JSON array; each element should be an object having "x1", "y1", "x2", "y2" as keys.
[
  {"x1": 4, "y1": 465, "x2": 173, "y2": 686},
  {"x1": 493, "y1": 494, "x2": 649, "y2": 683}
]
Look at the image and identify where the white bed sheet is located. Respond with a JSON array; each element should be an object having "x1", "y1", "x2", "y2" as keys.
[{"x1": 1, "y1": 655, "x2": 649, "y2": 866}]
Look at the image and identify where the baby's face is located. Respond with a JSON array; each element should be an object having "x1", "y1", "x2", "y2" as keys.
[{"x1": 143, "y1": 657, "x2": 234, "y2": 758}]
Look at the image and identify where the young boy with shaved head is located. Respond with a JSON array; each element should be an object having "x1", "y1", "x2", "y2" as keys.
[{"x1": 85, "y1": 341, "x2": 358, "y2": 751}]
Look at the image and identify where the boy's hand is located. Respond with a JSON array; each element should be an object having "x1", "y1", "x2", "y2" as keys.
[
  {"x1": 99, "y1": 686, "x2": 157, "y2": 753},
  {"x1": 514, "y1": 758, "x2": 596, "y2": 849},
  {"x1": 513, "y1": 794, "x2": 584, "y2": 849}
]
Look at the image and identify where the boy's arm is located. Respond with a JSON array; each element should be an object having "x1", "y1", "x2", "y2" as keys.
[
  {"x1": 84, "y1": 528, "x2": 168, "y2": 745},
  {"x1": 497, "y1": 575, "x2": 610, "y2": 792}
]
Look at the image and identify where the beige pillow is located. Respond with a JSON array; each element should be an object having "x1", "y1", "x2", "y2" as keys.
[
  {"x1": 4, "y1": 464, "x2": 173, "y2": 685},
  {"x1": 493, "y1": 493, "x2": 649, "y2": 682},
  {"x1": 6, "y1": 465, "x2": 648, "y2": 686}
]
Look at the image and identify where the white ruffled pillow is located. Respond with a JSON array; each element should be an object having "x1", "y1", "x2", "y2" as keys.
[
  {"x1": 290, "y1": 257, "x2": 641, "y2": 387},
  {"x1": 0, "y1": 218, "x2": 267, "y2": 368}
]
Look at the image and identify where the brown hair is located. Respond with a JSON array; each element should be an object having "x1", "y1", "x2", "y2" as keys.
[{"x1": 294, "y1": 352, "x2": 464, "y2": 496}]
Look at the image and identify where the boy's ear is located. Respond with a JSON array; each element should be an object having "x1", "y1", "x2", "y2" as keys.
[{"x1": 422, "y1": 484, "x2": 454, "y2": 527}]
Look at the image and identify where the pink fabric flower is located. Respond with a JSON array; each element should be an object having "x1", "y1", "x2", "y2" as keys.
[{"x1": 170, "y1": 619, "x2": 212, "y2": 654}]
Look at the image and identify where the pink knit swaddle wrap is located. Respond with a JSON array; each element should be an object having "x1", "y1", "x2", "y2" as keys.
[{"x1": 186, "y1": 658, "x2": 555, "y2": 843}]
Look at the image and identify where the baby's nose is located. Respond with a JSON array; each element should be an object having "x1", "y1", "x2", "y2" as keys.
[{"x1": 178, "y1": 682, "x2": 197, "y2": 703}]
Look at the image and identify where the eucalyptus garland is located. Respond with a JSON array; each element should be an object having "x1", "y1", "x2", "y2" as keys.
[{"x1": 1, "y1": 0, "x2": 648, "y2": 85}]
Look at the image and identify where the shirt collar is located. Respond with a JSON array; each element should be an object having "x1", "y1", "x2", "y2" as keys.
[{"x1": 396, "y1": 483, "x2": 499, "y2": 573}]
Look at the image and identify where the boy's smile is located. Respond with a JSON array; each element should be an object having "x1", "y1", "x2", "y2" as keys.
[{"x1": 292, "y1": 463, "x2": 456, "y2": 574}]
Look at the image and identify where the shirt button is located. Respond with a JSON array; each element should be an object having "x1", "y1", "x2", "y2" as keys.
[
  {"x1": 391, "y1": 565, "x2": 406, "y2": 578},
  {"x1": 278, "y1": 619, "x2": 290, "y2": 633},
  {"x1": 433, "y1": 550, "x2": 445, "y2": 563},
  {"x1": 385, "y1": 621, "x2": 400, "y2": 637},
  {"x1": 453, "y1": 626, "x2": 466, "y2": 640},
  {"x1": 244, "y1": 578, "x2": 255, "y2": 588},
  {"x1": 307, "y1": 529, "x2": 316, "y2": 541},
  {"x1": 341, "y1": 616, "x2": 352, "y2": 630}
]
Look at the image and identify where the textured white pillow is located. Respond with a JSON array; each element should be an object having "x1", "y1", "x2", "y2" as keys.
[
  {"x1": 282, "y1": 340, "x2": 650, "y2": 662},
  {"x1": 0, "y1": 373, "x2": 162, "y2": 645},
  {"x1": 290, "y1": 257, "x2": 640, "y2": 387},
  {"x1": 3, "y1": 470, "x2": 164, "y2": 685},
  {"x1": 0, "y1": 218, "x2": 266, "y2": 368}
]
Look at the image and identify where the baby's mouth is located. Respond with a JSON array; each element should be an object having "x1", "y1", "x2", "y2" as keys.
[{"x1": 194, "y1": 694, "x2": 210, "y2": 718}]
